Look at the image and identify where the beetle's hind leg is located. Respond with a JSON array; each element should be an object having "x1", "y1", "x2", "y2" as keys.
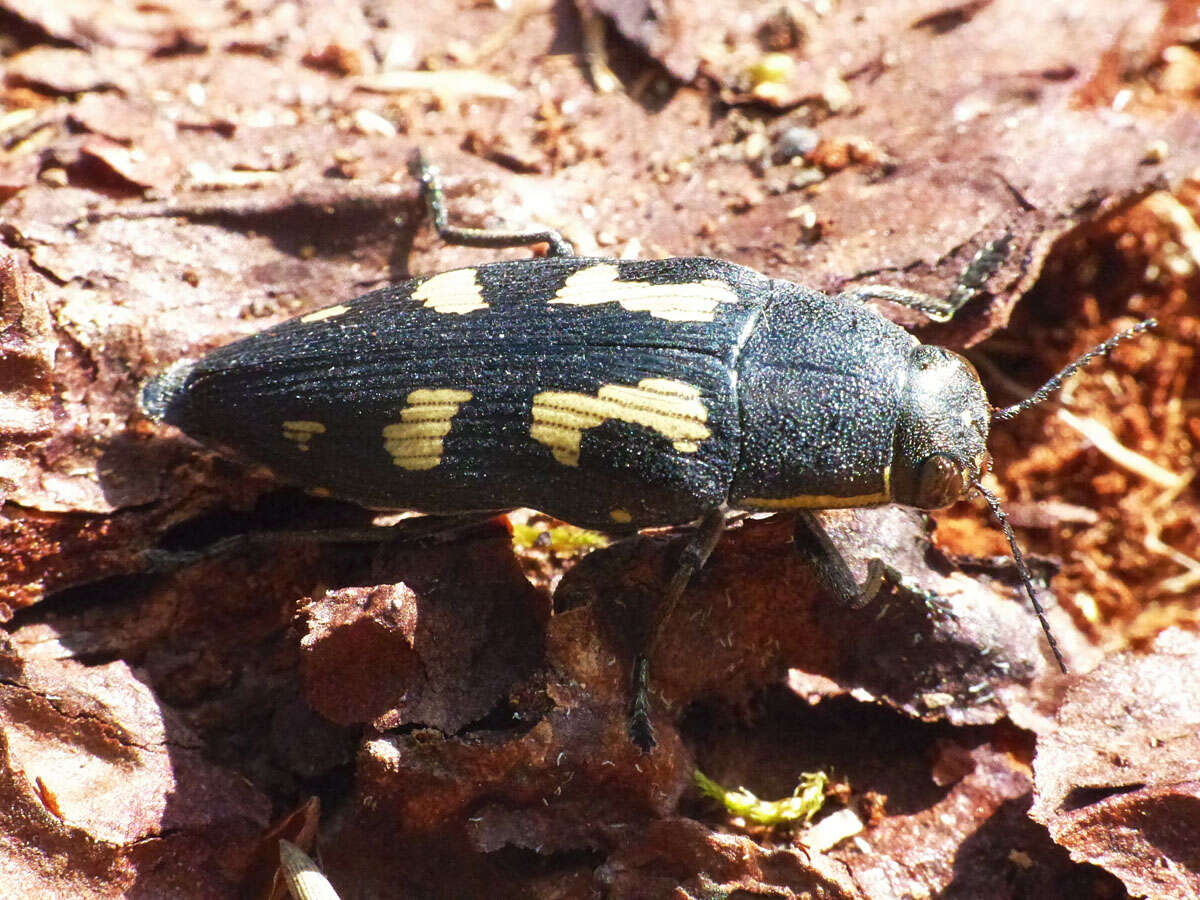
[
  {"x1": 409, "y1": 150, "x2": 575, "y2": 257},
  {"x1": 139, "y1": 514, "x2": 505, "y2": 574},
  {"x1": 628, "y1": 507, "x2": 727, "y2": 752},
  {"x1": 839, "y1": 235, "x2": 1012, "y2": 323}
]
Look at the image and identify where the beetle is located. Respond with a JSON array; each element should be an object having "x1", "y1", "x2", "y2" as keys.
[{"x1": 140, "y1": 152, "x2": 1153, "y2": 749}]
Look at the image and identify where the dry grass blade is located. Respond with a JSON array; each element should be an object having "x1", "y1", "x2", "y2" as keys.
[
  {"x1": 1056, "y1": 409, "x2": 1188, "y2": 491},
  {"x1": 278, "y1": 840, "x2": 340, "y2": 900}
]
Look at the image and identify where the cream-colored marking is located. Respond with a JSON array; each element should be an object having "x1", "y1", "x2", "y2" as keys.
[
  {"x1": 383, "y1": 388, "x2": 472, "y2": 470},
  {"x1": 412, "y1": 268, "x2": 487, "y2": 315},
  {"x1": 609, "y1": 508, "x2": 633, "y2": 524},
  {"x1": 300, "y1": 304, "x2": 349, "y2": 323},
  {"x1": 741, "y1": 466, "x2": 891, "y2": 510},
  {"x1": 531, "y1": 377, "x2": 709, "y2": 467},
  {"x1": 282, "y1": 420, "x2": 325, "y2": 451},
  {"x1": 307, "y1": 487, "x2": 334, "y2": 498},
  {"x1": 550, "y1": 264, "x2": 739, "y2": 322}
]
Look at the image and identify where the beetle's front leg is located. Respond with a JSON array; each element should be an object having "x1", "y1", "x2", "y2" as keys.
[
  {"x1": 791, "y1": 509, "x2": 880, "y2": 609},
  {"x1": 791, "y1": 510, "x2": 946, "y2": 613},
  {"x1": 839, "y1": 235, "x2": 1011, "y2": 322},
  {"x1": 628, "y1": 506, "x2": 727, "y2": 752}
]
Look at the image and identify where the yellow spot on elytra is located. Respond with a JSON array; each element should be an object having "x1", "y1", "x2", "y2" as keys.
[
  {"x1": 300, "y1": 304, "x2": 350, "y2": 323},
  {"x1": 609, "y1": 508, "x2": 633, "y2": 524},
  {"x1": 549, "y1": 264, "x2": 739, "y2": 322},
  {"x1": 307, "y1": 487, "x2": 333, "y2": 498},
  {"x1": 530, "y1": 378, "x2": 709, "y2": 467},
  {"x1": 282, "y1": 420, "x2": 325, "y2": 451},
  {"x1": 383, "y1": 388, "x2": 472, "y2": 470},
  {"x1": 412, "y1": 269, "x2": 487, "y2": 315},
  {"x1": 741, "y1": 468, "x2": 891, "y2": 509}
]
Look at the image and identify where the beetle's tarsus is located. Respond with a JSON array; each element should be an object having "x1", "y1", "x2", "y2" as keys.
[
  {"x1": 410, "y1": 150, "x2": 575, "y2": 257},
  {"x1": 877, "y1": 560, "x2": 949, "y2": 613},
  {"x1": 792, "y1": 512, "x2": 952, "y2": 615},
  {"x1": 942, "y1": 234, "x2": 1012, "y2": 317},
  {"x1": 840, "y1": 233, "x2": 1012, "y2": 323},
  {"x1": 860, "y1": 558, "x2": 886, "y2": 605},
  {"x1": 627, "y1": 655, "x2": 657, "y2": 752}
]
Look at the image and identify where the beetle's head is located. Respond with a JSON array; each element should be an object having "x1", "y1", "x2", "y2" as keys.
[
  {"x1": 892, "y1": 344, "x2": 990, "y2": 509},
  {"x1": 888, "y1": 319, "x2": 1155, "y2": 675}
]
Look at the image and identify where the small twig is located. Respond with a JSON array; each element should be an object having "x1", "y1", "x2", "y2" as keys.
[
  {"x1": 1141, "y1": 508, "x2": 1200, "y2": 595},
  {"x1": 1143, "y1": 191, "x2": 1200, "y2": 273},
  {"x1": 473, "y1": 0, "x2": 551, "y2": 64},
  {"x1": 576, "y1": 1, "x2": 619, "y2": 93},
  {"x1": 356, "y1": 69, "x2": 518, "y2": 98}
]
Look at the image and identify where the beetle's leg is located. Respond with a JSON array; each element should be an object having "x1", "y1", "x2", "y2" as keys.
[
  {"x1": 139, "y1": 526, "x2": 401, "y2": 573},
  {"x1": 409, "y1": 151, "x2": 575, "y2": 257},
  {"x1": 875, "y1": 561, "x2": 952, "y2": 615},
  {"x1": 628, "y1": 506, "x2": 727, "y2": 752},
  {"x1": 839, "y1": 235, "x2": 1011, "y2": 322},
  {"x1": 139, "y1": 514, "x2": 505, "y2": 574},
  {"x1": 792, "y1": 510, "x2": 952, "y2": 623},
  {"x1": 940, "y1": 234, "x2": 1012, "y2": 319},
  {"x1": 627, "y1": 656, "x2": 655, "y2": 752},
  {"x1": 791, "y1": 510, "x2": 881, "y2": 609}
]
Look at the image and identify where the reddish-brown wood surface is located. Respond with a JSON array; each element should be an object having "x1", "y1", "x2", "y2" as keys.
[{"x1": 1, "y1": 1, "x2": 1198, "y2": 896}]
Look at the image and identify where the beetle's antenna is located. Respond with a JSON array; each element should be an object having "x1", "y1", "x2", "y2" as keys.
[
  {"x1": 991, "y1": 319, "x2": 1156, "y2": 421},
  {"x1": 972, "y1": 480, "x2": 1068, "y2": 674}
]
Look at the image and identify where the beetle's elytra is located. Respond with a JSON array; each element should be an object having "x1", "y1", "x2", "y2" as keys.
[
  {"x1": 141, "y1": 255, "x2": 991, "y2": 529},
  {"x1": 140, "y1": 152, "x2": 1154, "y2": 749}
]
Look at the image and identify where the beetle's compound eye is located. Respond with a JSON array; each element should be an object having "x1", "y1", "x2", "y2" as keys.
[{"x1": 914, "y1": 453, "x2": 967, "y2": 509}]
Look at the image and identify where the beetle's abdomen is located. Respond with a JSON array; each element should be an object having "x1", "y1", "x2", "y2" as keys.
[
  {"x1": 730, "y1": 286, "x2": 918, "y2": 510},
  {"x1": 144, "y1": 257, "x2": 771, "y2": 529}
]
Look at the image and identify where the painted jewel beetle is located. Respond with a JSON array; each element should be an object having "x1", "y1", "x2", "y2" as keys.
[{"x1": 141, "y1": 153, "x2": 1154, "y2": 749}]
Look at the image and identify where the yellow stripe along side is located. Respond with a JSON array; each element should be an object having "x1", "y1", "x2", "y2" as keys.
[{"x1": 739, "y1": 467, "x2": 892, "y2": 509}]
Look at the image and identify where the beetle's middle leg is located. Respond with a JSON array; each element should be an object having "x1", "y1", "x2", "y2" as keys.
[
  {"x1": 627, "y1": 506, "x2": 727, "y2": 752},
  {"x1": 409, "y1": 150, "x2": 575, "y2": 257},
  {"x1": 839, "y1": 235, "x2": 1011, "y2": 322}
]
